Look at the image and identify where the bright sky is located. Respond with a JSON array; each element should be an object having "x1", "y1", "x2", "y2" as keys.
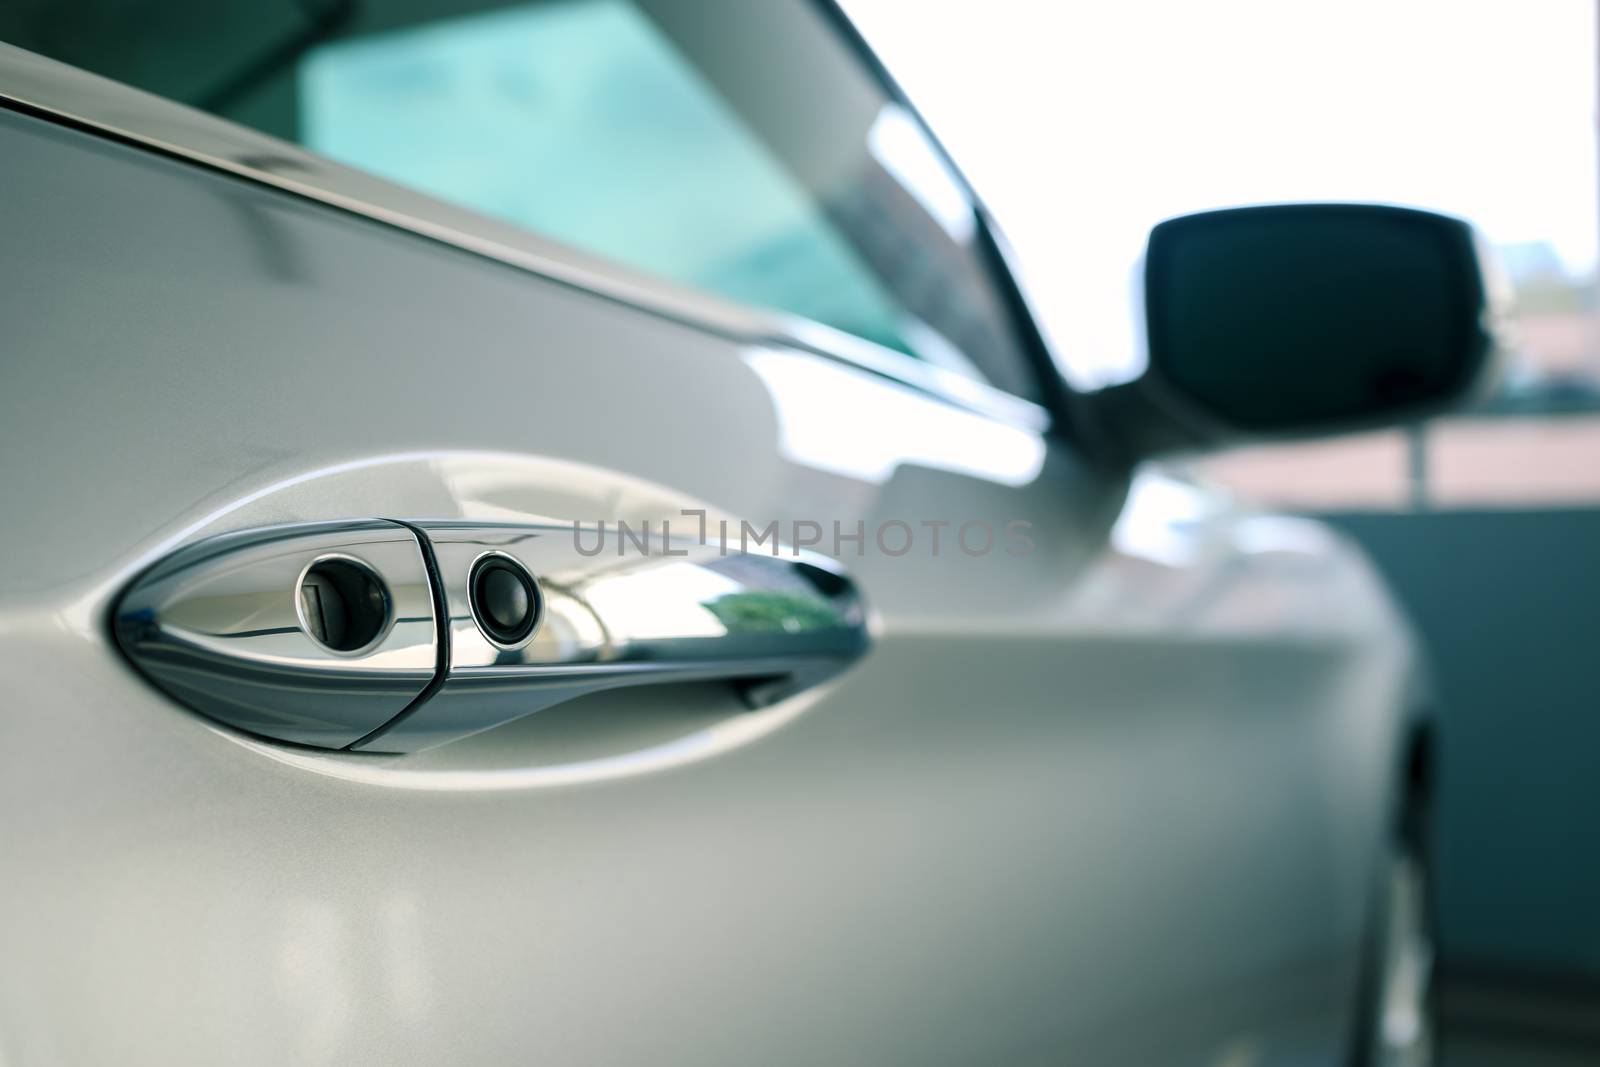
[{"x1": 842, "y1": 0, "x2": 1599, "y2": 387}]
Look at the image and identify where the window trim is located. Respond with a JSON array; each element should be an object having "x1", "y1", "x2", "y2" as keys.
[
  {"x1": 809, "y1": 0, "x2": 1085, "y2": 439},
  {"x1": 0, "y1": 41, "x2": 1052, "y2": 435}
]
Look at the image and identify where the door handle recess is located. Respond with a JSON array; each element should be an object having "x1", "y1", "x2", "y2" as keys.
[{"x1": 113, "y1": 520, "x2": 871, "y2": 753}]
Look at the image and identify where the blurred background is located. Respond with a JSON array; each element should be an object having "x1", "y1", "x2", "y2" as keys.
[{"x1": 843, "y1": 0, "x2": 1600, "y2": 1059}]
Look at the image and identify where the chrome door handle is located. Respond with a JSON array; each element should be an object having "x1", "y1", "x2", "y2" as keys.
[{"x1": 114, "y1": 520, "x2": 871, "y2": 753}]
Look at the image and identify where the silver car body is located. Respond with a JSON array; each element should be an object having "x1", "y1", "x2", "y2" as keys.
[{"x1": 0, "y1": 26, "x2": 1420, "y2": 1067}]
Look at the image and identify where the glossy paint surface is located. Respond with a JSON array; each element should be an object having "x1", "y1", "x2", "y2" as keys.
[{"x1": 0, "y1": 99, "x2": 1415, "y2": 1067}]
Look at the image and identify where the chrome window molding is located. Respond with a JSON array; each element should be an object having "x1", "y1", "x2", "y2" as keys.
[{"x1": 0, "y1": 43, "x2": 1050, "y2": 434}]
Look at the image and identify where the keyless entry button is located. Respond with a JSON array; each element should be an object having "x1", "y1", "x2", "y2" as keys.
[{"x1": 469, "y1": 554, "x2": 540, "y2": 647}]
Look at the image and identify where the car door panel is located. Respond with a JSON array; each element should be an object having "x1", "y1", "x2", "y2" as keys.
[{"x1": 0, "y1": 93, "x2": 1411, "y2": 1066}]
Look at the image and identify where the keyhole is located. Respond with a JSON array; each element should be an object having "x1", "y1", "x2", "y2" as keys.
[{"x1": 298, "y1": 558, "x2": 390, "y2": 653}]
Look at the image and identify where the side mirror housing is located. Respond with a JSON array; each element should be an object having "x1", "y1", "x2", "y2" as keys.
[{"x1": 1092, "y1": 203, "x2": 1500, "y2": 458}]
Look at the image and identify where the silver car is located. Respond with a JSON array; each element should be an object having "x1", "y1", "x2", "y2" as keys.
[{"x1": 0, "y1": 1, "x2": 1491, "y2": 1064}]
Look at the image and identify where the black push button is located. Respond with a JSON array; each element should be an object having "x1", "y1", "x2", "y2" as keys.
[{"x1": 470, "y1": 556, "x2": 540, "y2": 646}]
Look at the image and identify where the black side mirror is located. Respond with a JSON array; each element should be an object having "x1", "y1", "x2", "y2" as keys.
[{"x1": 1094, "y1": 203, "x2": 1499, "y2": 457}]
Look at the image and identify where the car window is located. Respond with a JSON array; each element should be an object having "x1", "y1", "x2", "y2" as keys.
[{"x1": 0, "y1": 0, "x2": 1041, "y2": 401}]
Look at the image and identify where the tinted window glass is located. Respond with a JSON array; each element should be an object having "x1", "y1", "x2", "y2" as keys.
[
  {"x1": 1, "y1": 0, "x2": 1040, "y2": 399},
  {"x1": 300, "y1": 2, "x2": 911, "y2": 354}
]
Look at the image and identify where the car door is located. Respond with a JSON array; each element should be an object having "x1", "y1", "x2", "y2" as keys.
[{"x1": 0, "y1": 2, "x2": 1414, "y2": 1064}]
